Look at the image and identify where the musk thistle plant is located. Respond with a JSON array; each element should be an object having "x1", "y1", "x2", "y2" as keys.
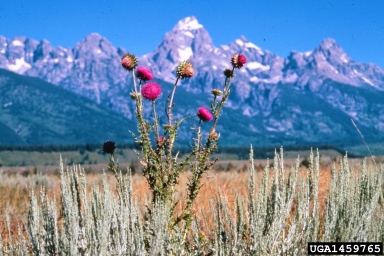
[{"x1": 111, "y1": 53, "x2": 246, "y2": 243}]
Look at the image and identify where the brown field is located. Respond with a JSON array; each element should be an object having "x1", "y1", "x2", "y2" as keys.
[{"x1": 0, "y1": 155, "x2": 381, "y2": 243}]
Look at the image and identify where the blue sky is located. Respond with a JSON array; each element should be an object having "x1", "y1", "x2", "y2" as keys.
[{"x1": 1, "y1": 0, "x2": 383, "y2": 68}]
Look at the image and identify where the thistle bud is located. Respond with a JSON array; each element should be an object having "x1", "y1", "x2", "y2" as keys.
[
  {"x1": 139, "y1": 160, "x2": 147, "y2": 168},
  {"x1": 156, "y1": 136, "x2": 167, "y2": 146},
  {"x1": 121, "y1": 53, "x2": 138, "y2": 71},
  {"x1": 231, "y1": 54, "x2": 247, "y2": 69},
  {"x1": 176, "y1": 60, "x2": 194, "y2": 79},
  {"x1": 103, "y1": 140, "x2": 116, "y2": 154},
  {"x1": 223, "y1": 68, "x2": 235, "y2": 78},
  {"x1": 130, "y1": 92, "x2": 140, "y2": 100},
  {"x1": 209, "y1": 130, "x2": 219, "y2": 140},
  {"x1": 211, "y1": 89, "x2": 223, "y2": 96}
]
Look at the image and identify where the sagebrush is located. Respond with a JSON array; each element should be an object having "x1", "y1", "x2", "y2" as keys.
[{"x1": 0, "y1": 148, "x2": 383, "y2": 255}]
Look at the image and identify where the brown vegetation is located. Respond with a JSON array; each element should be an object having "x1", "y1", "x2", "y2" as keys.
[{"x1": 0, "y1": 157, "x2": 376, "y2": 243}]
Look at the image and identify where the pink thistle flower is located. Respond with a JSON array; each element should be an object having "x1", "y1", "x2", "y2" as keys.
[
  {"x1": 231, "y1": 54, "x2": 247, "y2": 69},
  {"x1": 136, "y1": 66, "x2": 154, "y2": 81},
  {"x1": 141, "y1": 82, "x2": 161, "y2": 100},
  {"x1": 238, "y1": 54, "x2": 247, "y2": 65},
  {"x1": 197, "y1": 107, "x2": 213, "y2": 122}
]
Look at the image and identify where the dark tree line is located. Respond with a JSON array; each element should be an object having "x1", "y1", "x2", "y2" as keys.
[
  {"x1": 0, "y1": 143, "x2": 140, "y2": 153},
  {"x1": 0, "y1": 143, "x2": 359, "y2": 159},
  {"x1": 173, "y1": 144, "x2": 359, "y2": 159}
]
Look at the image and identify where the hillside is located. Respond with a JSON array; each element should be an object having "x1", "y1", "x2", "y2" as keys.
[{"x1": 0, "y1": 68, "x2": 136, "y2": 145}]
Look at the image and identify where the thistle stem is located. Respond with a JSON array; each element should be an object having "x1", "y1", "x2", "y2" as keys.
[
  {"x1": 210, "y1": 71, "x2": 234, "y2": 134},
  {"x1": 167, "y1": 77, "x2": 180, "y2": 125},
  {"x1": 197, "y1": 119, "x2": 202, "y2": 150},
  {"x1": 223, "y1": 77, "x2": 229, "y2": 93},
  {"x1": 152, "y1": 100, "x2": 159, "y2": 140},
  {"x1": 223, "y1": 67, "x2": 235, "y2": 94},
  {"x1": 138, "y1": 81, "x2": 143, "y2": 109},
  {"x1": 131, "y1": 70, "x2": 138, "y2": 93}
]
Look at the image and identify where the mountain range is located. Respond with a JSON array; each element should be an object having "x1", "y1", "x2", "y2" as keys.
[
  {"x1": 0, "y1": 68, "x2": 137, "y2": 145},
  {"x1": 1, "y1": 16, "x2": 384, "y2": 149}
]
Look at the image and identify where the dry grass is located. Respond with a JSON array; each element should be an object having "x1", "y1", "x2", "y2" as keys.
[{"x1": 0, "y1": 156, "x2": 378, "y2": 243}]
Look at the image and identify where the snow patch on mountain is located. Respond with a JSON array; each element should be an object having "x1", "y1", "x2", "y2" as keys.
[
  {"x1": 235, "y1": 39, "x2": 244, "y2": 46},
  {"x1": 247, "y1": 62, "x2": 270, "y2": 71},
  {"x1": 361, "y1": 76, "x2": 374, "y2": 86},
  {"x1": 245, "y1": 42, "x2": 260, "y2": 50},
  {"x1": 244, "y1": 42, "x2": 264, "y2": 55},
  {"x1": 221, "y1": 45, "x2": 229, "y2": 51},
  {"x1": 183, "y1": 31, "x2": 194, "y2": 38},
  {"x1": 250, "y1": 76, "x2": 259, "y2": 82},
  {"x1": 243, "y1": 106, "x2": 253, "y2": 116},
  {"x1": 178, "y1": 47, "x2": 193, "y2": 61},
  {"x1": 176, "y1": 16, "x2": 203, "y2": 30},
  {"x1": 12, "y1": 40, "x2": 24, "y2": 47},
  {"x1": 7, "y1": 58, "x2": 31, "y2": 74},
  {"x1": 3, "y1": 102, "x2": 12, "y2": 108},
  {"x1": 304, "y1": 51, "x2": 312, "y2": 57},
  {"x1": 340, "y1": 53, "x2": 349, "y2": 63}
]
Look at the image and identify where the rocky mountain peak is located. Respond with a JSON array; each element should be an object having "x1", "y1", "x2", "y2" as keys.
[
  {"x1": 24, "y1": 38, "x2": 39, "y2": 48},
  {"x1": 167, "y1": 16, "x2": 214, "y2": 57},
  {"x1": 313, "y1": 37, "x2": 350, "y2": 64},
  {"x1": 85, "y1": 32, "x2": 104, "y2": 40},
  {"x1": 237, "y1": 35, "x2": 249, "y2": 44},
  {"x1": 231, "y1": 35, "x2": 252, "y2": 48},
  {"x1": 318, "y1": 38, "x2": 338, "y2": 49},
  {"x1": 33, "y1": 39, "x2": 53, "y2": 62},
  {"x1": 228, "y1": 35, "x2": 265, "y2": 59},
  {"x1": 10, "y1": 36, "x2": 27, "y2": 46},
  {"x1": 284, "y1": 51, "x2": 309, "y2": 70},
  {"x1": 73, "y1": 33, "x2": 116, "y2": 59},
  {"x1": 139, "y1": 16, "x2": 215, "y2": 82},
  {"x1": 281, "y1": 37, "x2": 384, "y2": 91}
]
